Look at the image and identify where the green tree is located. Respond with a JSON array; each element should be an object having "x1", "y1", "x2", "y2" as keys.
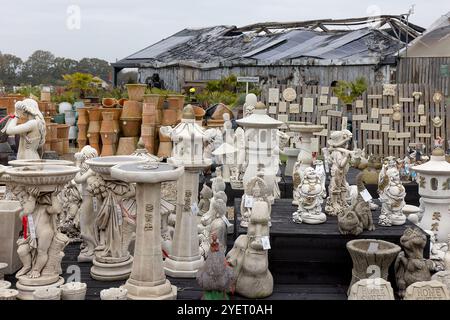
[
  {"x1": 0, "y1": 52, "x2": 23, "y2": 86},
  {"x1": 21, "y1": 50, "x2": 56, "y2": 85},
  {"x1": 53, "y1": 57, "x2": 78, "y2": 85},
  {"x1": 63, "y1": 72, "x2": 101, "y2": 98},
  {"x1": 76, "y1": 58, "x2": 112, "y2": 82}
]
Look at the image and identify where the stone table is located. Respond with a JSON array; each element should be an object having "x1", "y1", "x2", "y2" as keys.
[{"x1": 111, "y1": 161, "x2": 184, "y2": 299}]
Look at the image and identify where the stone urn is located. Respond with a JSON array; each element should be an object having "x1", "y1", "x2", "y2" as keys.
[
  {"x1": 100, "y1": 287, "x2": 128, "y2": 300},
  {"x1": 346, "y1": 239, "x2": 401, "y2": 295},
  {"x1": 0, "y1": 289, "x2": 19, "y2": 300},
  {"x1": 60, "y1": 282, "x2": 87, "y2": 300},
  {"x1": 126, "y1": 84, "x2": 147, "y2": 102},
  {"x1": 33, "y1": 287, "x2": 61, "y2": 300},
  {"x1": 0, "y1": 280, "x2": 11, "y2": 289}
]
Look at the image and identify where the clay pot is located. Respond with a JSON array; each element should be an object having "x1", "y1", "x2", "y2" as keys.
[
  {"x1": 157, "y1": 130, "x2": 172, "y2": 158},
  {"x1": 78, "y1": 139, "x2": 87, "y2": 150},
  {"x1": 126, "y1": 84, "x2": 147, "y2": 102},
  {"x1": 87, "y1": 133, "x2": 101, "y2": 154},
  {"x1": 88, "y1": 120, "x2": 100, "y2": 134},
  {"x1": 167, "y1": 95, "x2": 185, "y2": 122},
  {"x1": 143, "y1": 102, "x2": 157, "y2": 115},
  {"x1": 117, "y1": 98, "x2": 128, "y2": 107},
  {"x1": 0, "y1": 289, "x2": 18, "y2": 300},
  {"x1": 100, "y1": 112, "x2": 117, "y2": 134},
  {"x1": 207, "y1": 119, "x2": 224, "y2": 128},
  {"x1": 57, "y1": 124, "x2": 70, "y2": 139},
  {"x1": 63, "y1": 139, "x2": 70, "y2": 154},
  {"x1": 38, "y1": 102, "x2": 48, "y2": 114},
  {"x1": 0, "y1": 96, "x2": 23, "y2": 114},
  {"x1": 33, "y1": 287, "x2": 61, "y2": 300},
  {"x1": 101, "y1": 143, "x2": 116, "y2": 157},
  {"x1": 44, "y1": 116, "x2": 52, "y2": 124},
  {"x1": 161, "y1": 109, "x2": 177, "y2": 126},
  {"x1": 102, "y1": 98, "x2": 117, "y2": 108},
  {"x1": 142, "y1": 113, "x2": 156, "y2": 125},
  {"x1": 116, "y1": 137, "x2": 138, "y2": 155},
  {"x1": 77, "y1": 124, "x2": 88, "y2": 140},
  {"x1": 143, "y1": 94, "x2": 163, "y2": 106},
  {"x1": 103, "y1": 108, "x2": 122, "y2": 133},
  {"x1": 41, "y1": 91, "x2": 51, "y2": 102},
  {"x1": 120, "y1": 118, "x2": 141, "y2": 137},
  {"x1": 101, "y1": 132, "x2": 117, "y2": 145},
  {"x1": 87, "y1": 107, "x2": 102, "y2": 121},
  {"x1": 77, "y1": 108, "x2": 90, "y2": 125},
  {"x1": 60, "y1": 282, "x2": 87, "y2": 300},
  {"x1": 49, "y1": 123, "x2": 58, "y2": 141},
  {"x1": 64, "y1": 110, "x2": 76, "y2": 126},
  {"x1": 51, "y1": 140, "x2": 64, "y2": 155},
  {"x1": 211, "y1": 103, "x2": 233, "y2": 120},
  {"x1": 141, "y1": 135, "x2": 155, "y2": 154},
  {"x1": 193, "y1": 106, "x2": 206, "y2": 120},
  {"x1": 121, "y1": 100, "x2": 143, "y2": 118}
]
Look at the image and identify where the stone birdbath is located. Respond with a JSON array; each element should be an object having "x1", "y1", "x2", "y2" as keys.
[
  {"x1": 8, "y1": 159, "x2": 74, "y2": 167},
  {"x1": 111, "y1": 161, "x2": 184, "y2": 299},
  {"x1": 85, "y1": 156, "x2": 147, "y2": 281},
  {"x1": 6, "y1": 165, "x2": 79, "y2": 299},
  {"x1": 346, "y1": 239, "x2": 401, "y2": 296}
]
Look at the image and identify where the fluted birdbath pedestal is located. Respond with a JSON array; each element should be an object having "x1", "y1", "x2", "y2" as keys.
[
  {"x1": 85, "y1": 156, "x2": 147, "y2": 281},
  {"x1": 283, "y1": 148, "x2": 299, "y2": 177},
  {"x1": 111, "y1": 161, "x2": 184, "y2": 299}
]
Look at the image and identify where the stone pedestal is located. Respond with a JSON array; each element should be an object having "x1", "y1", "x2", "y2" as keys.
[
  {"x1": 164, "y1": 168, "x2": 204, "y2": 277},
  {"x1": 111, "y1": 161, "x2": 183, "y2": 299},
  {"x1": 283, "y1": 148, "x2": 299, "y2": 177},
  {"x1": 0, "y1": 201, "x2": 22, "y2": 275},
  {"x1": 90, "y1": 256, "x2": 134, "y2": 281},
  {"x1": 16, "y1": 276, "x2": 64, "y2": 300}
]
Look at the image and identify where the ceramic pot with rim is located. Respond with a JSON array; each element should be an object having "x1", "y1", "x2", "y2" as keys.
[
  {"x1": 102, "y1": 98, "x2": 117, "y2": 108},
  {"x1": 161, "y1": 109, "x2": 177, "y2": 126},
  {"x1": 87, "y1": 107, "x2": 102, "y2": 122},
  {"x1": 157, "y1": 129, "x2": 172, "y2": 158},
  {"x1": 142, "y1": 113, "x2": 156, "y2": 125},
  {"x1": 77, "y1": 124, "x2": 87, "y2": 140},
  {"x1": 117, "y1": 98, "x2": 128, "y2": 107},
  {"x1": 57, "y1": 124, "x2": 70, "y2": 139},
  {"x1": 121, "y1": 100, "x2": 143, "y2": 118},
  {"x1": 193, "y1": 106, "x2": 206, "y2": 120},
  {"x1": 143, "y1": 94, "x2": 163, "y2": 106},
  {"x1": 86, "y1": 133, "x2": 101, "y2": 155},
  {"x1": 142, "y1": 102, "x2": 157, "y2": 114},
  {"x1": 77, "y1": 107, "x2": 90, "y2": 125},
  {"x1": 100, "y1": 112, "x2": 116, "y2": 133},
  {"x1": 126, "y1": 84, "x2": 147, "y2": 102},
  {"x1": 120, "y1": 118, "x2": 141, "y2": 137}
]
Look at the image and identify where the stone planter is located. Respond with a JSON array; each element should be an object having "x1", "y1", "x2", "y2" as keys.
[
  {"x1": 102, "y1": 98, "x2": 117, "y2": 108},
  {"x1": 346, "y1": 239, "x2": 401, "y2": 295},
  {"x1": 60, "y1": 282, "x2": 87, "y2": 300},
  {"x1": 100, "y1": 287, "x2": 128, "y2": 300},
  {"x1": 116, "y1": 137, "x2": 138, "y2": 155},
  {"x1": 120, "y1": 118, "x2": 141, "y2": 137},
  {"x1": 0, "y1": 289, "x2": 19, "y2": 300},
  {"x1": 33, "y1": 287, "x2": 61, "y2": 300},
  {"x1": 126, "y1": 84, "x2": 147, "y2": 102},
  {"x1": 121, "y1": 100, "x2": 143, "y2": 118}
]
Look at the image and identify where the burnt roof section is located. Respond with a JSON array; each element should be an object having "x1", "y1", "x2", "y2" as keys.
[{"x1": 113, "y1": 16, "x2": 423, "y2": 69}]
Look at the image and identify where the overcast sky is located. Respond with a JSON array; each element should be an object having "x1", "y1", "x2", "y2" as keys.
[{"x1": 0, "y1": 0, "x2": 448, "y2": 63}]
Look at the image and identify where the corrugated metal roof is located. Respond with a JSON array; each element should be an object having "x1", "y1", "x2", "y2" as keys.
[{"x1": 114, "y1": 25, "x2": 405, "y2": 68}]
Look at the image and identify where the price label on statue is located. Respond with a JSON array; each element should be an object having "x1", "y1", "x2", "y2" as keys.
[
  {"x1": 93, "y1": 198, "x2": 98, "y2": 212},
  {"x1": 116, "y1": 204, "x2": 123, "y2": 226},
  {"x1": 360, "y1": 189, "x2": 372, "y2": 202},
  {"x1": 28, "y1": 215, "x2": 36, "y2": 239},
  {"x1": 261, "y1": 236, "x2": 271, "y2": 250},
  {"x1": 244, "y1": 195, "x2": 254, "y2": 208},
  {"x1": 191, "y1": 202, "x2": 199, "y2": 216}
]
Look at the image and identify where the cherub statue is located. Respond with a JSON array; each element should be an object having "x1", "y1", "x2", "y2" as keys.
[
  {"x1": 57, "y1": 180, "x2": 82, "y2": 239},
  {"x1": 2, "y1": 99, "x2": 46, "y2": 159},
  {"x1": 74, "y1": 145, "x2": 99, "y2": 262},
  {"x1": 199, "y1": 198, "x2": 228, "y2": 258},
  {"x1": 198, "y1": 184, "x2": 213, "y2": 215},
  {"x1": 378, "y1": 156, "x2": 398, "y2": 193},
  {"x1": 293, "y1": 167, "x2": 326, "y2": 224},
  {"x1": 395, "y1": 227, "x2": 434, "y2": 298},
  {"x1": 378, "y1": 167, "x2": 406, "y2": 226},
  {"x1": 240, "y1": 171, "x2": 271, "y2": 228},
  {"x1": 14, "y1": 185, "x2": 68, "y2": 281}
]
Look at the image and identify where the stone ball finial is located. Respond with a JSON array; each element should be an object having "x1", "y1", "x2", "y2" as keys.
[
  {"x1": 182, "y1": 104, "x2": 195, "y2": 120},
  {"x1": 255, "y1": 102, "x2": 266, "y2": 110},
  {"x1": 245, "y1": 93, "x2": 257, "y2": 107},
  {"x1": 432, "y1": 147, "x2": 445, "y2": 156}
]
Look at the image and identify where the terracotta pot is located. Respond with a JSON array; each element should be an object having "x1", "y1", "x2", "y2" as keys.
[
  {"x1": 86, "y1": 132, "x2": 101, "y2": 155},
  {"x1": 211, "y1": 103, "x2": 233, "y2": 120},
  {"x1": 142, "y1": 113, "x2": 156, "y2": 125},
  {"x1": 141, "y1": 124, "x2": 155, "y2": 136},
  {"x1": 161, "y1": 109, "x2": 177, "y2": 126},
  {"x1": 0, "y1": 96, "x2": 23, "y2": 114},
  {"x1": 44, "y1": 142, "x2": 52, "y2": 152},
  {"x1": 167, "y1": 95, "x2": 185, "y2": 122},
  {"x1": 77, "y1": 124, "x2": 88, "y2": 140},
  {"x1": 102, "y1": 107, "x2": 121, "y2": 134},
  {"x1": 116, "y1": 137, "x2": 138, "y2": 155},
  {"x1": 207, "y1": 119, "x2": 224, "y2": 128},
  {"x1": 57, "y1": 124, "x2": 70, "y2": 139},
  {"x1": 141, "y1": 134, "x2": 155, "y2": 154},
  {"x1": 77, "y1": 108, "x2": 90, "y2": 125},
  {"x1": 158, "y1": 129, "x2": 172, "y2": 142},
  {"x1": 117, "y1": 98, "x2": 128, "y2": 107},
  {"x1": 101, "y1": 142, "x2": 116, "y2": 157},
  {"x1": 157, "y1": 130, "x2": 172, "y2": 158},
  {"x1": 78, "y1": 139, "x2": 87, "y2": 150},
  {"x1": 40, "y1": 91, "x2": 51, "y2": 102},
  {"x1": 100, "y1": 112, "x2": 117, "y2": 134},
  {"x1": 101, "y1": 132, "x2": 118, "y2": 144},
  {"x1": 120, "y1": 118, "x2": 141, "y2": 137},
  {"x1": 126, "y1": 84, "x2": 147, "y2": 102},
  {"x1": 102, "y1": 98, "x2": 117, "y2": 108},
  {"x1": 88, "y1": 121, "x2": 100, "y2": 134},
  {"x1": 143, "y1": 94, "x2": 163, "y2": 106},
  {"x1": 51, "y1": 140, "x2": 64, "y2": 155},
  {"x1": 49, "y1": 123, "x2": 58, "y2": 141},
  {"x1": 121, "y1": 100, "x2": 143, "y2": 118},
  {"x1": 193, "y1": 106, "x2": 206, "y2": 120},
  {"x1": 63, "y1": 139, "x2": 70, "y2": 154},
  {"x1": 38, "y1": 102, "x2": 48, "y2": 113},
  {"x1": 87, "y1": 107, "x2": 102, "y2": 121},
  {"x1": 143, "y1": 102, "x2": 157, "y2": 115}
]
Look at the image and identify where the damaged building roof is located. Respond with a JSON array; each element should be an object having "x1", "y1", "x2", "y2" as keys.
[{"x1": 114, "y1": 16, "x2": 422, "y2": 69}]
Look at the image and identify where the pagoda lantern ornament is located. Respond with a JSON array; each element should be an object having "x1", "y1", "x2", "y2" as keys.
[
  {"x1": 412, "y1": 147, "x2": 450, "y2": 243},
  {"x1": 160, "y1": 105, "x2": 215, "y2": 277}
]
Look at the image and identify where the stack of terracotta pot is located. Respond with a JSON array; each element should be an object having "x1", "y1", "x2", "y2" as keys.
[
  {"x1": 157, "y1": 94, "x2": 184, "y2": 158},
  {"x1": 0, "y1": 95, "x2": 24, "y2": 114},
  {"x1": 140, "y1": 95, "x2": 158, "y2": 154},
  {"x1": 77, "y1": 107, "x2": 90, "y2": 150},
  {"x1": 87, "y1": 107, "x2": 101, "y2": 154},
  {"x1": 166, "y1": 94, "x2": 185, "y2": 124},
  {"x1": 44, "y1": 116, "x2": 54, "y2": 152},
  {"x1": 52, "y1": 124, "x2": 69, "y2": 155}
]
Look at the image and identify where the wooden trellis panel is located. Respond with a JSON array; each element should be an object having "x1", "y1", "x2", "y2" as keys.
[{"x1": 263, "y1": 84, "x2": 446, "y2": 157}]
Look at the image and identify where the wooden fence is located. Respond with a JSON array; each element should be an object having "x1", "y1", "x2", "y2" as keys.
[{"x1": 262, "y1": 84, "x2": 447, "y2": 158}]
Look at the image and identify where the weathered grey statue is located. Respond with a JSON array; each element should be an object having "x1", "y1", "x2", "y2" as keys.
[
  {"x1": 325, "y1": 130, "x2": 353, "y2": 216},
  {"x1": 395, "y1": 227, "x2": 434, "y2": 298},
  {"x1": 2, "y1": 99, "x2": 46, "y2": 160},
  {"x1": 74, "y1": 146, "x2": 99, "y2": 262},
  {"x1": 378, "y1": 167, "x2": 406, "y2": 226},
  {"x1": 198, "y1": 184, "x2": 213, "y2": 215},
  {"x1": 57, "y1": 180, "x2": 82, "y2": 240},
  {"x1": 338, "y1": 172, "x2": 375, "y2": 235}
]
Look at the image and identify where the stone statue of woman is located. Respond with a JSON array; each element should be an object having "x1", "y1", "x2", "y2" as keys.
[{"x1": 2, "y1": 99, "x2": 46, "y2": 160}]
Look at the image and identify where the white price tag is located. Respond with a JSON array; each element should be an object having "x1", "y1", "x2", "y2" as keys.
[
  {"x1": 191, "y1": 203, "x2": 199, "y2": 216},
  {"x1": 116, "y1": 204, "x2": 123, "y2": 226},
  {"x1": 261, "y1": 236, "x2": 271, "y2": 250},
  {"x1": 221, "y1": 215, "x2": 233, "y2": 228},
  {"x1": 367, "y1": 242, "x2": 379, "y2": 253},
  {"x1": 28, "y1": 215, "x2": 36, "y2": 239},
  {"x1": 93, "y1": 198, "x2": 98, "y2": 212},
  {"x1": 244, "y1": 195, "x2": 254, "y2": 208},
  {"x1": 360, "y1": 189, "x2": 373, "y2": 202}
]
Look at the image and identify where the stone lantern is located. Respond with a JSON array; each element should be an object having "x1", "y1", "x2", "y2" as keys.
[
  {"x1": 412, "y1": 148, "x2": 450, "y2": 243},
  {"x1": 236, "y1": 102, "x2": 283, "y2": 198},
  {"x1": 160, "y1": 105, "x2": 213, "y2": 277}
]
